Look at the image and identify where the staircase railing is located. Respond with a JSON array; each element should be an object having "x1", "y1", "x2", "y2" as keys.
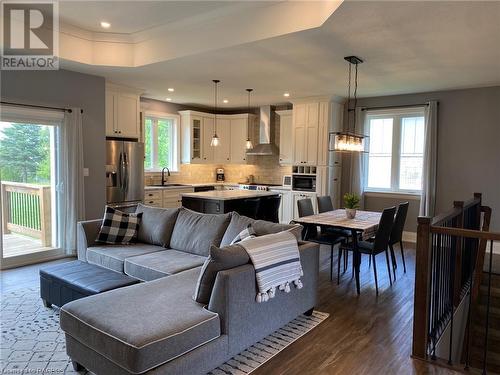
[{"x1": 412, "y1": 192, "x2": 499, "y2": 373}]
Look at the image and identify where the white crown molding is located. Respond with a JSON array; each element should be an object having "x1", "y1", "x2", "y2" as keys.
[{"x1": 55, "y1": 0, "x2": 343, "y2": 68}]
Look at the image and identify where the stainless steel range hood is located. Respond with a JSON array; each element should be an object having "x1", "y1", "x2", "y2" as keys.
[{"x1": 246, "y1": 105, "x2": 279, "y2": 156}]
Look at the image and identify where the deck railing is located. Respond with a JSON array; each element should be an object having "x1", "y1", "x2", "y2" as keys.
[
  {"x1": 1, "y1": 181, "x2": 52, "y2": 246},
  {"x1": 412, "y1": 192, "x2": 499, "y2": 373}
]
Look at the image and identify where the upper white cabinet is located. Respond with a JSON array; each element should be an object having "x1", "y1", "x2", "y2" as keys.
[
  {"x1": 276, "y1": 110, "x2": 293, "y2": 165},
  {"x1": 105, "y1": 83, "x2": 141, "y2": 138},
  {"x1": 180, "y1": 111, "x2": 255, "y2": 165},
  {"x1": 293, "y1": 103, "x2": 319, "y2": 165},
  {"x1": 230, "y1": 117, "x2": 249, "y2": 164},
  {"x1": 292, "y1": 99, "x2": 343, "y2": 167},
  {"x1": 214, "y1": 118, "x2": 231, "y2": 163}
]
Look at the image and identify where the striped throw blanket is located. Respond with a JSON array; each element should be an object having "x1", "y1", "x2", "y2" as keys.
[{"x1": 238, "y1": 231, "x2": 303, "y2": 303}]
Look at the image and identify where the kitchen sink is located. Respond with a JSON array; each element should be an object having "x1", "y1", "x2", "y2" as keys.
[{"x1": 148, "y1": 183, "x2": 189, "y2": 187}]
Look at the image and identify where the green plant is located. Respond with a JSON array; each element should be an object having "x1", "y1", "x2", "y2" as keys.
[{"x1": 343, "y1": 193, "x2": 360, "y2": 209}]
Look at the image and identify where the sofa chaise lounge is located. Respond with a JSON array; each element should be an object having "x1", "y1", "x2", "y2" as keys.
[{"x1": 59, "y1": 205, "x2": 320, "y2": 375}]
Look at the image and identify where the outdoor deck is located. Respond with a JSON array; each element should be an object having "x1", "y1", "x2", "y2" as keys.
[{"x1": 2, "y1": 233, "x2": 53, "y2": 258}]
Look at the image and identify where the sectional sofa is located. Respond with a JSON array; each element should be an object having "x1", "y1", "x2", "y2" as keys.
[{"x1": 59, "y1": 205, "x2": 320, "y2": 375}]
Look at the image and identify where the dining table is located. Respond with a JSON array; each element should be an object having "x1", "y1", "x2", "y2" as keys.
[{"x1": 294, "y1": 209, "x2": 382, "y2": 294}]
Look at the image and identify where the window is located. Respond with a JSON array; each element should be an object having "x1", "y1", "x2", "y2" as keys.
[
  {"x1": 143, "y1": 112, "x2": 179, "y2": 171},
  {"x1": 366, "y1": 109, "x2": 425, "y2": 193}
]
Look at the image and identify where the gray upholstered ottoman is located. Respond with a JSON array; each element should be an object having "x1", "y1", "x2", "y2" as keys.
[{"x1": 39, "y1": 260, "x2": 139, "y2": 308}]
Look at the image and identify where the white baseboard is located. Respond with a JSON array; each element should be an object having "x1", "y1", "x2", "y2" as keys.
[{"x1": 403, "y1": 231, "x2": 417, "y2": 243}]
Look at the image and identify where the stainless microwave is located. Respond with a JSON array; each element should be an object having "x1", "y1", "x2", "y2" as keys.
[{"x1": 292, "y1": 174, "x2": 316, "y2": 192}]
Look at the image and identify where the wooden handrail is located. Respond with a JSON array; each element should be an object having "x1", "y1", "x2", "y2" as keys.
[
  {"x1": 412, "y1": 193, "x2": 487, "y2": 362},
  {"x1": 430, "y1": 226, "x2": 500, "y2": 241}
]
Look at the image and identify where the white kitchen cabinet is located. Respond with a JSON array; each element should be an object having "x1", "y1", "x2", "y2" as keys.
[
  {"x1": 269, "y1": 189, "x2": 293, "y2": 224},
  {"x1": 292, "y1": 191, "x2": 318, "y2": 220},
  {"x1": 214, "y1": 118, "x2": 231, "y2": 163},
  {"x1": 105, "y1": 84, "x2": 141, "y2": 138},
  {"x1": 201, "y1": 117, "x2": 215, "y2": 163},
  {"x1": 317, "y1": 102, "x2": 329, "y2": 166},
  {"x1": 180, "y1": 111, "x2": 255, "y2": 165},
  {"x1": 292, "y1": 103, "x2": 319, "y2": 166},
  {"x1": 180, "y1": 114, "x2": 203, "y2": 163},
  {"x1": 276, "y1": 110, "x2": 293, "y2": 165},
  {"x1": 144, "y1": 187, "x2": 195, "y2": 208},
  {"x1": 229, "y1": 117, "x2": 248, "y2": 164}
]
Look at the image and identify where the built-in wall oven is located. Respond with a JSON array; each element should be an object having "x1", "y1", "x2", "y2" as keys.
[{"x1": 292, "y1": 174, "x2": 316, "y2": 192}]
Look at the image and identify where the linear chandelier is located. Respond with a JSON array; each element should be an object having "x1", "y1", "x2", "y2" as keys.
[{"x1": 330, "y1": 56, "x2": 366, "y2": 152}]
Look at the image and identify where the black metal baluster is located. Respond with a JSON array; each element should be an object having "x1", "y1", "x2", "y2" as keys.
[
  {"x1": 428, "y1": 233, "x2": 436, "y2": 355},
  {"x1": 448, "y1": 234, "x2": 456, "y2": 365},
  {"x1": 464, "y1": 233, "x2": 474, "y2": 370},
  {"x1": 482, "y1": 240, "x2": 494, "y2": 375}
]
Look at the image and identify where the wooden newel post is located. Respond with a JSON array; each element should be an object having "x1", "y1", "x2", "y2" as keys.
[{"x1": 412, "y1": 216, "x2": 432, "y2": 359}]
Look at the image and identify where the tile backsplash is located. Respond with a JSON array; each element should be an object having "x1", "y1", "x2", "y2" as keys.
[{"x1": 145, "y1": 156, "x2": 292, "y2": 185}]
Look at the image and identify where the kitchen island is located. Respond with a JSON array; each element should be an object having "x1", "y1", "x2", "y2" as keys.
[{"x1": 181, "y1": 190, "x2": 279, "y2": 216}]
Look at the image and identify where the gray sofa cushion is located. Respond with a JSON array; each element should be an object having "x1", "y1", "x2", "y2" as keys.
[
  {"x1": 194, "y1": 244, "x2": 250, "y2": 305},
  {"x1": 124, "y1": 250, "x2": 206, "y2": 281},
  {"x1": 220, "y1": 212, "x2": 303, "y2": 246},
  {"x1": 86, "y1": 244, "x2": 164, "y2": 273},
  {"x1": 135, "y1": 204, "x2": 179, "y2": 247},
  {"x1": 170, "y1": 208, "x2": 231, "y2": 256},
  {"x1": 60, "y1": 267, "x2": 220, "y2": 374}
]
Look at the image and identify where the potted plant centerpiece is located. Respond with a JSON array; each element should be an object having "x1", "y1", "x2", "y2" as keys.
[{"x1": 343, "y1": 193, "x2": 360, "y2": 219}]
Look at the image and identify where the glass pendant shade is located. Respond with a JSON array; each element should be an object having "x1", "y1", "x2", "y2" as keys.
[
  {"x1": 211, "y1": 79, "x2": 220, "y2": 147},
  {"x1": 210, "y1": 133, "x2": 220, "y2": 147},
  {"x1": 245, "y1": 138, "x2": 253, "y2": 150}
]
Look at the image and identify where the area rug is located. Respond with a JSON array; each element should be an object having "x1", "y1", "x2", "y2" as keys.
[{"x1": 0, "y1": 287, "x2": 328, "y2": 374}]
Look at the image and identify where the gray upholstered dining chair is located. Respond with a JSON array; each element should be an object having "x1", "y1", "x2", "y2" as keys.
[
  {"x1": 316, "y1": 195, "x2": 351, "y2": 278},
  {"x1": 297, "y1": 198, "x2": 347, "y2": 282},
  {"x1": 340, "y1": 206, "x2": 396, "y2": 294},
  {"x1": 389, "y1": 202, "x2": 409, "y2": 274}
]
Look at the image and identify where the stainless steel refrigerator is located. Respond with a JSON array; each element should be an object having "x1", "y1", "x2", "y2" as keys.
[{"x1": 106, "y1": 140, "x2": 144, "y2": 207}]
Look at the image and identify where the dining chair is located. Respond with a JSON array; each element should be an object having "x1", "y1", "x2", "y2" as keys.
[
  {"x1": 389, "y1": 202, "x2": 409, "y2": 274},
  {"x1": 238, "y1": 198, "x2": 261, "y2": 219},
  {"x1": 340, "y1": 206, "x2": 396, "y2": 295},
  {"x1": 317, "y1": 195, "x2": 351, "y2": 275},
  {"x1": 297, "y1": 198, "x2": 347, "y2": 282},
  {"x1": 257, "y1": 195, "x2": 281, "y2": 223}
]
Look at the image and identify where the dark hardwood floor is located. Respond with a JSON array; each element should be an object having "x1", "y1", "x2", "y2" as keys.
[
  {"x1": 0, "y1": 246, "x2": 461, "y2": 374},
  {"x1": 253, "y1": 243, "x2": 462, "y2": 375}
]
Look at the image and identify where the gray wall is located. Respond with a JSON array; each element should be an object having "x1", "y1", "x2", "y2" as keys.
[
  {"x1": 364, "y1": 195, "x2": 420, "y2": 232},
  {"x1": 1, "y1": 69, "x2": 106, "y2": 220},
  {"x1": 342, "y1": 86, "x2": 500, "y2": 231}
]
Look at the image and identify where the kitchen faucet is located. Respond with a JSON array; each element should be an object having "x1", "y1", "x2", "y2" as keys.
[{"x1": 161, "y1": 167, "x2": 170, "y2": 186}]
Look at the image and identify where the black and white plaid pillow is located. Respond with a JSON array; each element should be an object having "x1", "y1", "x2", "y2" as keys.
[
  {"x1": 230, "y1": 225, "x2": 256, "y2": 245},
  {"x1": 96, "y1": 206, "x2": 143, "y2": 245}
]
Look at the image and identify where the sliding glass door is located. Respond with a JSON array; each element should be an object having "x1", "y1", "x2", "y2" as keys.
[{"x1": 0, "y1": 107, "x2": 65, "y2": 268}]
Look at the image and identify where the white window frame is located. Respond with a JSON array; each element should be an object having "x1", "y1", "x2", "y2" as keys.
[
  {"x1": 143, "y1": 111, "x2": 180, "y2": 172},
  {"x1": 365, "y1": 107, "x2": 425, "y2": 195}
]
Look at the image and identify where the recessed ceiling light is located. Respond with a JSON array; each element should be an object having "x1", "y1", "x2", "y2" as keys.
[
  {"x1": 223, "y1": 99, "x2": 229, "y2": 104},
  {"x1": 167, "y1": 88, "x2": 174, "y2": 92},
  {"x1": 166, "y1": 98, "x2": 172, "y2": 102},
  {"x1": 100, "y1": 21, "x2": 111, "y2": 29},
  {"x1": 283, "y1": 92, "x2": 290, "y2": 97}
]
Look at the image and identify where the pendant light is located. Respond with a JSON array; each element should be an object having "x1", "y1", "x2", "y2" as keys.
[
  {"x1": 245, "y1": 88, "x2": 254, "y2": 150},
  {"x1": 210, "y1": 79, "x2": 220, "y2": 147},
  {"x1": 330, "y1": 56, "x2": 366, "y2": 152}
]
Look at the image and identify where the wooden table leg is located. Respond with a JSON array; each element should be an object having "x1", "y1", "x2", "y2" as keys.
[{"x1": 351, "y1": 229, "x2": 361, "y2": 295}]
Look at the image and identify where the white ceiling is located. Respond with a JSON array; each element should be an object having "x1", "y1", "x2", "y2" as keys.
[
  {"x1": 59, "y1": 1, "x2": 232, "y2": 34},
  {"x1": 60, "y1": 1, "x2": 500, "y2": 107}
]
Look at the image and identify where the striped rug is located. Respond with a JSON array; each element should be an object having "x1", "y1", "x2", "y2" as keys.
[{"x1": 207, "y1": 311, "x2": 329, "y2": 375}]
